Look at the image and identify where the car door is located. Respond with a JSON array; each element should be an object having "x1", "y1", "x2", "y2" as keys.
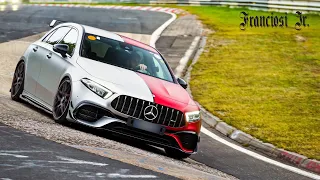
[
  {"x1": 36, "y1": 27, "x2": 78, "y2": 106},
  {"x1": 24, "y1": 30, "x2": 56, "y2": 96}
]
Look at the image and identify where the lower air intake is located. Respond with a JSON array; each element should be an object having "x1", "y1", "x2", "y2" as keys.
[{"x1": 75, "y1": 105, "x2": 114, "y2": 122}]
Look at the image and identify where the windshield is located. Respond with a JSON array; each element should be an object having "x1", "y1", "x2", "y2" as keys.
[{"x1": 80, "y1": 33, "x2": 174, "y2": 82}]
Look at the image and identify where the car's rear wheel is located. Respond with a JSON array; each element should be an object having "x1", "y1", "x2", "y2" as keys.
[
  {"x1": 53, "y1": 78, "x2": 71, "y2": 124},
  {"x1": 11, "y1": 61, "x2": 25, "y2": 101},
  {"x1": 165, "y1": 147, "x2": 191, "y2": 159}
]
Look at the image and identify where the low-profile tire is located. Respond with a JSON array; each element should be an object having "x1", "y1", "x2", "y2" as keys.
[
  {"x1": 52, "y1": 78, "x2": 72, "y2": 124},
  {"x1": 11, "y1": 61, "x2": 25, "y2": 101},
  {"x1": 165, "y1": 148, "x2": 191, "y2": 159}
]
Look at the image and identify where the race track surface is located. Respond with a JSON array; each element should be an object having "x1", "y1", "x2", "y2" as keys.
[
  {"x1": 193, "y1": 124, "x2": 312, "y2": 180},
  {"x1": 0, "y1": 5, "x2": 171, "y2": 42},
  {"x1": 0, "y1": 123, "x2": 176, "y2": 180},
  {"x1": 0, "y1": 4, "x2": 318, "y2": 180}
]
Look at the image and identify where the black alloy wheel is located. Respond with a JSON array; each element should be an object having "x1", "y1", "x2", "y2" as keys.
[
  {"x1": 53, "y1": 78, "x2": 71, "y2": 123},
  {"x1": 11, "y1": 61, "x2": 25, "y2": 101}
]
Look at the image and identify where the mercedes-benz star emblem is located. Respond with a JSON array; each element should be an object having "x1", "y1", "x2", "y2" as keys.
[{"x1": 144, "y1": 105, "x2": 158, "y2": 121}]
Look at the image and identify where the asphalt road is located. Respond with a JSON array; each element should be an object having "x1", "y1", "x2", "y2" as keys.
[
  {"x1": 0, "y1": 5, "x2": 178, "y2": 180},
  {"x1": 0, "y1": 123, "x2": 176, "y2": 180},
  {"x1": 0, "y1": 4, "x2": 317, "y2": 180},
  {"x1": 0, "y1": 5, "x2": 171, "y2": 42},
  {"x1": 193, "y1": 124, "x2": 312, "y2": 180}
]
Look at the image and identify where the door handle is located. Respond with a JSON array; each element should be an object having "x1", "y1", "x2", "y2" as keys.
[
  {"x1": 46, "y1": 53, "x2": 52, "y2": 59},
  {"x1": 32, "y1": 46, "x2": 38, "y2": 52}
]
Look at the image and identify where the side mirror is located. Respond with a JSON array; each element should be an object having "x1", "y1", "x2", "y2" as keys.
[
  {"x1": 177, "y1": 77, "x2": 187, "y2": 89},
  {"x1": 49, "y1": 20, "x2": 57, "y2": 28},
  {"x1": 53, "y1": 44, "x2": 69, "y2": 58}
]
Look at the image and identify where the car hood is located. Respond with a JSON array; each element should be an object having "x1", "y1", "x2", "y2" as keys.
[
  {"x1": 77, "y1": 57, "x2": 197, "y2": 107},
  {"x1": 77, "y1": 57, "x2": 153, "y2": 101},
  {"x1": 136, "y1": 73, "x2": 196, "y2": 106}
]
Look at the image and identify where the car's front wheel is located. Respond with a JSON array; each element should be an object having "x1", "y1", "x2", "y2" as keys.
[
  {"x1": 53, "y1": 78, "x2": 71, "y2": 124},
  {"x1": 11, "y1": 61, "x2": 25, "y2": 101},
  {"x1": 165, "y1": 148, "x2": 191, "y2": 159}
]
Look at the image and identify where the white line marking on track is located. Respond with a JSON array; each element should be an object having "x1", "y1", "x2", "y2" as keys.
[
  {"x1": 0, "y1": 153, "x2": 28, "y2": 158},
  {"x1": 118, "y1": 17, "x2": 138, "y2": 20},
  {"x1": 150, "y1": 12, "x2": 176, "y2": 48},
  {"x1": 0, "y1": 150, "x2": 48, "y2": 153},
  {"x1": 201, "y1": 126, "x2": 320, "y2": 180},
  {"x1": 54, "y1": 156, "x2": 108, "y2": 166},
  {"x1": 107, "y1": 169, "x2": 157, "y2": 179},
  {"x1": 175, "y1": 36, "x2": 200, "y2": 77},
  {"x1": 107, "y1": 174, "x2": 157, "y2": 178}
]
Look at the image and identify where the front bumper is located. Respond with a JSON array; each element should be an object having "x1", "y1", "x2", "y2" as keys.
[{"x1": 68, "y1": 81, "x2": 201, "y2": 153}]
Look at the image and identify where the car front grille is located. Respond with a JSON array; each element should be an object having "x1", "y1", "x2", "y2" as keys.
[
  {"x1": 75, "y1": 104, "x2": 115, "y2": 122},
  {"x1": 111, "y1": 95, "x2": 185, "y2": 128}
]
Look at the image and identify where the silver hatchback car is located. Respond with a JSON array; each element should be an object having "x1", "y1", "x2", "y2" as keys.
[{"x1": 11, "y1": 20, "x2": 201, "y2": 159}]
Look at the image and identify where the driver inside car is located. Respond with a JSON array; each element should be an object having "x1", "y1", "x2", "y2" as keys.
[{"x1": 130, "y1": 51, "x2": 148, "y2": 71}]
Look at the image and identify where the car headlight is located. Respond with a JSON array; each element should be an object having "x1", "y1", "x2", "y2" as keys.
[
  {"x1": 81, "y1": 78, "x2": 113, "y2": 99},
  {"x1": 185, "y1": 111, "x2": 201, "y2": 122}
]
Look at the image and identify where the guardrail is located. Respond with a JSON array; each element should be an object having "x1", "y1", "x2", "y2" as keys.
[
  {"x1": 153, "y1": 0, "x2": 320, "y2": 12},
  {"x1": 28, "y1": 0, "x2": 320, "y2": 12}
]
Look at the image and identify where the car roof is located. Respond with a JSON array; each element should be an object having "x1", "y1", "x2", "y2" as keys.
[
  {"x1": 82, "y1": 25, "x2": 123, "y2": 42},
  {"x1": 82, "y1": 24, "x2": 158, "y2": 54}
]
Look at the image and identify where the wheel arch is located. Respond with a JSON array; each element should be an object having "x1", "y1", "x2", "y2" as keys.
[
  {"x1": 59, "y1": 74, "x2": 72, "y2": 83},
  {"x1": 16, "y1": 57, "x2": 26, "y2": 67},
  {"x1": 53, "y1": 74, "x2": 73, "y2": 123},
  {"x1": 55, "y1": 74, "x2": 73, "y2": 102},
  {"x1": 19, "y1": 56, "x2": 26, "y2": 62},
  {"x1": 17, "y1": 58, "x2": 26, "y2": 89},
  {"x1": 57, "y1": 75, "x2": 73, "y2": 97}
]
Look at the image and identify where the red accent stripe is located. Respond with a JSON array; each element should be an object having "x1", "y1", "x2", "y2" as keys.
[
  {"x1": 137, "y1": 73, "x2": 198, "y2": 112},
  {"x1": 120, "y1": 35, "x2": 158, "y2": 54},
  {"x1": 165, "y1": 121, "x2": 201, "y2": 152},
  {"x1": 165, "y1": 133, "x2": 194, "y2": 153}
]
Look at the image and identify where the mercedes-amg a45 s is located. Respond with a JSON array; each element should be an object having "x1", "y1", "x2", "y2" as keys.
[{"x1": 11, "y1": 20, "x2": 201, "y2": 159}]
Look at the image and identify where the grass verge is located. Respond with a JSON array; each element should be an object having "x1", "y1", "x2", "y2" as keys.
[{"x1": 179, "y1": 6, "x2": 320, "y2": 160}]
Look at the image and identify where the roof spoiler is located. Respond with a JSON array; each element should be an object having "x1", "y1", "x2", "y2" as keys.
[{"x1": 49, "y1": 19, "x2": 67, "y2": 28}]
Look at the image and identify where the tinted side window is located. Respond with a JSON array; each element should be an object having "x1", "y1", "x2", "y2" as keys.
[
  {"x1": 60, "y1": 28, "x2": 78, "y2": 56},
  {"x1": 46, "y1": 27, "x2": 70, "y2": 45},
  {"x1": 42, "y1": 30, "x2": 56, "y2": 42}
]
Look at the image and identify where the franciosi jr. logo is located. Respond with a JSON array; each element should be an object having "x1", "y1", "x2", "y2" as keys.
[{"x1": 240, "y1": 11, "x2": 309, "y2": 30}]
